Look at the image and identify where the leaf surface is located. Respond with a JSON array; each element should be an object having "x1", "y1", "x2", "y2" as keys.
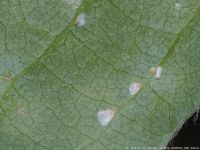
[{"x1": 0, "y1": 0, "x2": 200, "y2": 149}]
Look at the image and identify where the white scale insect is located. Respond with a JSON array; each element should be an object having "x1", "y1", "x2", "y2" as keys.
[
  {"x1": 97, "y1": 109, "x2": 115, "y2": 126},
  {"x1": 75, "y1": 13, "x2": 86, "y2": 27},
  {"x1": 150, "y1": 66, "x2": 162, "y2": 79},
  {"x1": 129, "y1": 82, "x2": 142, "y2": 96},
  {"x1": 155, "y1": 66, "x2": 162, "y2": 79}
]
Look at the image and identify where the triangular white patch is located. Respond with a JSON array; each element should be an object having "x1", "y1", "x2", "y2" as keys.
[
  {"x1": 97, "y1": 109, "x2": 115, "y2": 126},
  {"x1": 129, "y1": 82, "x2": 142, "y2": 96}
]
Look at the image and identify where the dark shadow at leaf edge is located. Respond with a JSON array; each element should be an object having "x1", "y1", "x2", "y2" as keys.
[{"x1": 165, "y1": 109, "x2": 200, "y2": 149}]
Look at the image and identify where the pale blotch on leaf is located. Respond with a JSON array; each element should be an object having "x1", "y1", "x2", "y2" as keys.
[
  {"x1": 2, "y1": 74, "x2": 12, "y2": 84},
  {"x1": 155, "y1": 66, "x2": 162, "y2": 79},
  {"x1": 75, "y1": 13, "x2": 86, "y2": 27},
  {"x1": 149, "y1": 67, "x2": 157, "y2": 76},
  {"x1": 97, "y1": 109, "x2": 115, "y2": 126},
  {"x1": 129, "y1": 82, "x2": 142, "y2": 96},
  {"x1": 175, "y1": 3, "x2": 182, "y2": 11}
]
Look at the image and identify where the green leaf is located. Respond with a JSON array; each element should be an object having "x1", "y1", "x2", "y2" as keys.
[{"x1": 0, "y1": 0, "x2": 200, "y2": 149}]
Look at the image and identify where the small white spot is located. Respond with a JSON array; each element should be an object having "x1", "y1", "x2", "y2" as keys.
[
  {"x1": 129, "y1": 82, "x2": 142, "y2": 96},
  {"x1": 155, "y1": 66, "x2": 162, "y2": 79},
  {"x1": 175, "y1": 3, "x2": 181, "y2": 11},
  {"x1": 75, "y1": 13, "x2": 86, "y2": 27},
  {"x1": 97, "y1": 109, "x2": 115, "y2": 126}
]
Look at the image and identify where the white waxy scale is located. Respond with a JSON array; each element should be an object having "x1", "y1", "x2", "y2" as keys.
[
  {"x1": 155, "y1": 66, "x2": 162, "y2": 79},
  {"x1": 75, "y1": 13, "x2": 86, "y2": 27},
  {"x1": 129, "y1": 82, "x2": 142, "y2": 96},
  {"x1": 97, "y1": 109, "x2": 115, "y2": 126},
  {"x1": 175, "y1": 3, "x2": 181, "y2": 11}
]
